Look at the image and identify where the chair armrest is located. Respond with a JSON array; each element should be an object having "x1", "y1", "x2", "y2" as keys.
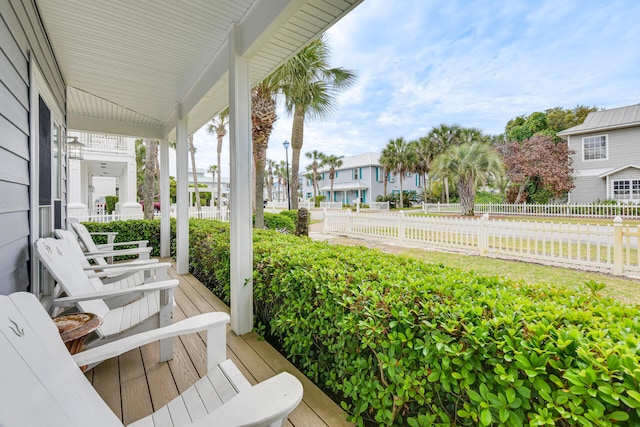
[
  {"x1": 89, "y1": 232, "x2": 118, "y2": 237},
  {"x1": 191, "y1": 372, "x2": 304, "y2": 427},
  {"x1": 82, "y1": 259, "x2": 159, "y2": 271},
  {"x1": 84, "y1": 262, "x2": 169, "y2": 279},
  {"x1": 84, "y1": 246, "x2": 152, "y2": 259},
  {"x1": 96, "y1": 240, "x2": 148, "y2": 249},
  {"x1": 72, "y1": 312, "x2": 229, "y2": 366},
  {"x1": 53, "y1": 280, "x2": 179, "y2": 306}
]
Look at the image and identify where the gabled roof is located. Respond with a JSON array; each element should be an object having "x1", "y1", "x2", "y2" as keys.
[
  {"x1": 558, "y1": 104, "x2": 640, "y2": 136},
  {"x1": 37, "y1": 0, "x2": 362, "y2": 139},
  {"x1": 317, "y1": 152, "x2": 380, "y2": 172},
  {"x1": 599, "y1": 164, "x2": 640, "y2": 178}
]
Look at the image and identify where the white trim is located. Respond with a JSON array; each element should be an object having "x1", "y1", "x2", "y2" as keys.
[{"x1": 599, "y1": 164, "x2": 640, "y2": 178}]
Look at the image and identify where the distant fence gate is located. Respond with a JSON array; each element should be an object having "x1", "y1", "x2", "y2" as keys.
[{"x1": 323, "y1": 211, "x2": 640, "y2": 278}]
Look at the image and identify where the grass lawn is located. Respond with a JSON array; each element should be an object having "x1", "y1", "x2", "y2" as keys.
[{"x1": 328, "y1": 235, "x2": 640, "y2": 306}]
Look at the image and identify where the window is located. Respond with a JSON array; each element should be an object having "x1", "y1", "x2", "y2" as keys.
[
  {"x1": 583, "y1": 135, "x2": 607, "y2": 161},
  {"x1": 353, "y1": 168, "x2": 359, "y2": 179},
  {"x1": 613, "y1": 180, "x2": 640, "y2": 200}
]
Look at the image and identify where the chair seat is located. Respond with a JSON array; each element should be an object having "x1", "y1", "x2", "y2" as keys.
[
  {"x1": 130, "y1": 360, "x2": 251, "y2": 426},
  {"x1": 98, "y1": 291, "x2": 161, "y2": 338}
]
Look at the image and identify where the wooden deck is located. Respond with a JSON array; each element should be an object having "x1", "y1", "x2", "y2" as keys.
[{"x1": 85, "y1": 259, "x2": 352, "y2": 426}]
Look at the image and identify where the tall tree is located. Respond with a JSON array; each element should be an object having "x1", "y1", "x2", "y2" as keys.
[
  {"x1": 265, "y1": 159, "x2": 276, "y2": 202},
  {"x1": 188, "y1": 135, "x2": 201, "y2": 211},
  {"x1": 381, "y1": 137, "x2": 415, "y2": 209},
  {"x1": 499, "y1": 134, "x2": 575, "y2": 204},
  {"x1": 432, "y1": 140, "x2": 504, "y2": 216},
  {"x1": 378, "y1": 153, "x2": 393, "y2": 196},
  {"x1": 427, "y1": 124, "x2": 462, "y2": 202},
  {"x1": 135, "y1": 139, "x2": 146, "y2": 202},
  {"x1": 207, "y1": 108, "x2": 228, "y2": 211},
  {"x1": 273, "y1": 34, "x2": 356, "y2": 210},
  {"x1": 142, "y1": 139, "x2": 158, "y2": 219},
  {"x1": 322, "y1": 155, "x2": 343, "y2": 203},
  {"x1": 251, "y1": 77, "x2": 279, "y2": 228},
  {"x1": 305, "y1": 150, "x2": 325, "y2": 203}
]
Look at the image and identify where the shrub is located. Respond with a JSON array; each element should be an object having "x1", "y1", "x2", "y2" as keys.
[
  {"x1": 189, "y1": 220, "x2": 640, "y2": 427},
  {"x1": 105, "y1": 196, "x2": 118, "y2": 213},
  {"x1": 262, "y1": 212, "x2": 295, "y2": 233},
  {"x1": 82, "y1": 218, "x2": 176, "y2": 257}
]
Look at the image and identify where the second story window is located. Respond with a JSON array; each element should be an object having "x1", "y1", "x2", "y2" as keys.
[
  {"x1": 583, "y1": 135, "x2": 607, "y2": 161},
  {"x1": 353, "y1": 168, "x2": 358, "y2": 179}
]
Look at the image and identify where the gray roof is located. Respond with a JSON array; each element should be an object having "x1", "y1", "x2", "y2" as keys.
[
  {"x1": 316, "y1": 152, "x2": 380, "y2": 173},
  {"x1": 557, "y1": 103, "x2": 640, "y2": 136}
]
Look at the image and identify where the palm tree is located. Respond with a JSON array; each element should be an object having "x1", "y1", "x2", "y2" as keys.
[
  {"x1": 305, "y1": 150, "x2": 325, "y2": 203},
  {"x1": 274, "y1": 161, "x2": 287, "y2": 202},
  {"x1": 207, "y1": 108, "x2": 228, "y2": 211},
  {"x1": 142, "y1": 139, "x2": 158, "y2": 219},
  {"x1": 322, "y1": 154, "x2": 343, "y2": 203},
  {"x1": 377, "y1": 153, "x2": 392, "y2": 196},
  {"x1": 427, "y1": 124, "x2": 463, "y2": 202},
  {"x1": 251, "y1": 77, "x2": 279, "y2": 228},
  {"x1": 188, "y1": 134, "x2": 201, "y2": 211},
  {"x1": 431, "y1": 140, "x2": 504, "y2": 216},
  {"x1": 272, "y1": 34, "x2": 356, "y2": 210},
  {"x1": 381, "y1": 137, "x2": 415, "y2": 209},
  {"x1": 265, "y1": 159, "x2": 276, "y2": 202}
]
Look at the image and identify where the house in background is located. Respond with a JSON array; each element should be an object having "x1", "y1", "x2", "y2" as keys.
[
  {"x1": 67, "y1": 132, "x2": 140, "y2": 218},
  {"x1": 558, "y1": 104, "x2": 640, "y2": 204},
  {"x1": 302, "y1": 152, "x2": 423, "y2": 204},
  {"x1": 188, "y1": 168, "x2": 230, "y2": 206}
]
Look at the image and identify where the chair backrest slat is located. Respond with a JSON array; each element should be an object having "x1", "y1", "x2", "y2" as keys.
[{"x1": 35, "y1": 238, "x2": 110, "y2": 318}]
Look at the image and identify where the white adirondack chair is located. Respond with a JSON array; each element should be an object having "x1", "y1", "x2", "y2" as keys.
[
  {"x1": 72, "y1": 222, "x2": 153, "y2": 263},
  {"x1": 55, "y1": 229, "x2": 162, "y2": 289},
  {"x1": 35, "y1": 238, "x2": 178, "y2": 361},
  {"x1": 0, "y1": 292, "x2": 303, "y2": 427}
]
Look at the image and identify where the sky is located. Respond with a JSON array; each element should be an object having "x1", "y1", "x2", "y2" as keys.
[{"x1": 190, "y1": 0, "x2": 640, "y2": 178}]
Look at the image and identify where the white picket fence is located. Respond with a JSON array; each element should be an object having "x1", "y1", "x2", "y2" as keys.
[
  {"x1": 70, "y1": 207, "x2": 230, "y2": 223},
  {"x1": 265, "y1": 200, "x2": 314, "y2": 210},
  {"x1": 422, "y1": 202, "x2": 640, "y2": 219},
  {"x1": 323, "y1": 211, "x2": 640, "y2": 278}
]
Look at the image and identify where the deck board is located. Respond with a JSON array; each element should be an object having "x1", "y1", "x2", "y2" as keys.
[{"x1": 86, "y1": 259, "x2": 352, "y2": 426}]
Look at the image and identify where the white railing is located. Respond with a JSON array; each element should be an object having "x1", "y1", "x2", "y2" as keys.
[
  {"x1": 265, "y1": 200, "x2": 313, "y2": 210},
  {"x1": 70, "y1": 207, "x2": 230, "y2": 223},
  {"x1": 369, "y1": 202, "x2": 390, "y2": 210},
  {"x1": 324, "y1": 211, "x2": 640, "y2": 278},
  {"x1": 422, "y1": 202, "x2": 640, "y2": 219},
  {"x1": 320, "y1": 202, "x2": 343, "y2": 209},
  {"x1": 73, "y1": 131, "x2": 130, "y2": 155}
]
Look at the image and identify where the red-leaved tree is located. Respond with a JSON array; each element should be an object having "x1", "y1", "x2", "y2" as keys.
[{"x1": 498, "y1": 135, "x2": 575, "y2": 204}]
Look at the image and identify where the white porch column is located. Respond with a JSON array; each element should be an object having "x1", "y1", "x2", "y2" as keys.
[
  {"x1": 176, "y1": 104, "x2": 189, "y2": 274},
  {"x1": 118, "y1": 159, "x2": 143, "y2": 214},
  {"x1": 160, "y1": 138, "x2": 170, "y2": 258},
  {"x1": 67, "y1": 158, "x2": 87, "y2": 217},
  {"x1": 229, "y1": 23, "x2": 253, "y2": 335}
]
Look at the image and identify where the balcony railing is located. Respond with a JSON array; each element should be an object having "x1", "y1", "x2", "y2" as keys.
[{"x1": 73, "y1": 131, "x2": 130, "y2": 155}]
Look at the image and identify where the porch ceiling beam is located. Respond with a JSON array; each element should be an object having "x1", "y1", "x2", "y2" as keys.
[
  {"x1": 163, "y1": 0, "x2": 305, "y2": 138},
  {"x1": 68, "y1": 115, "x2": 164, "y2": 140}
]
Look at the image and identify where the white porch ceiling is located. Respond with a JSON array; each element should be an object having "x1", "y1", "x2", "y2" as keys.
[{"x1": 36, "y1": 0, "x2": 363, "y2": 139}]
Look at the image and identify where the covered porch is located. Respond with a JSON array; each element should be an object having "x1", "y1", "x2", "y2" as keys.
[{"x1": 87, "y1": 258, "x2": 351, "y2": 426}]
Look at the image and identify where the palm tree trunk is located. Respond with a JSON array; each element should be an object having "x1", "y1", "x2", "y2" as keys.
[
  {"x1": 143, "y1": 139, "x2": 158, "y2": 220},
  {"x1": 189, "y1": 135, "x2": 201, "y2": 211},
  {"x1": 399, "y1": 174, "x2": 404, "y2": 209},
  {"x1": 444, "y1": 177, "x2": 450, "y2": 204},
  {"x1": 290, "y1": 106, "x2": 305, "y2": 210},
  {"x1": 514, "y1": 182, "x2": 528, "y2": 204},
  {"x1": 458, "y1": 176, "x2": 476, "y2": 216},
  {"x1": 216, "y1": 137, "x2": 222, "y2": 211}
]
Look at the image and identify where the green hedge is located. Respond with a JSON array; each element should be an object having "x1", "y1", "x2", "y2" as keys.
[
  {"x1": 188, "y1": 219, "x2": 640, "y2": 427},
  {"x1": 81, "y1": 219, "x2": 176, "y2": 257}
]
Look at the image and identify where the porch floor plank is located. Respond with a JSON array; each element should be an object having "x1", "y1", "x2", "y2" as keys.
[{"x1": 85, "y1": 259, "x2": 352, "y2": 426}]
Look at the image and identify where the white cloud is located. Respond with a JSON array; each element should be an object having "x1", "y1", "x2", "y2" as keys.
[{"x1": 195, "y1": 0, "x2": 640, "y2": 174}]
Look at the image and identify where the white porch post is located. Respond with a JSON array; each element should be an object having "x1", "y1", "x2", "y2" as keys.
[
  {"x1": 160, "y1": 138, "x2": 170, "y2": 258},
  {"x1": 176, "y1": 104, "x2": 189, "y2": 274},
  {"x1": 67, "y1": 158, "x2": 87, "y2": 217},
  {"x1": 229, "y1": 23, "x2": 253, "y2": 335},
  {"x1": 118, "y1": 159, "x2": 142, "y2": 214}
]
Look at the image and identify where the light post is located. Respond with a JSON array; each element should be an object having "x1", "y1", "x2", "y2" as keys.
[{"x1": 283, "y1": 140, "x2": 291, "y2": 210}]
